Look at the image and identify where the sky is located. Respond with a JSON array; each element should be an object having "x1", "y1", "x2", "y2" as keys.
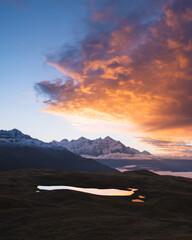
[{"x1": 0, "y1": 0, "x2": 192, "y2": 156}]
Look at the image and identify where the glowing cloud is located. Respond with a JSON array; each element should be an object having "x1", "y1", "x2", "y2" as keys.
[{"x1": 35, "y1": 0, "x2": 192, "y2": 153}]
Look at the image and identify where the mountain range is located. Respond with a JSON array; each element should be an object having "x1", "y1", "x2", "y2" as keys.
[
  {"x1": 0, "y1": 129, "x2": 116, "y2": 173},
  {"x1": 0, "y1": 129, "x2": 150, "y2": 157},
  {"x1": 51, "y1": 136, "x2": 150, "y2": 156}
]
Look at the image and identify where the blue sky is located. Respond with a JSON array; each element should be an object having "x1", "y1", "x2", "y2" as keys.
[
  {"x1": 1, "y1": 0, "x2": 192, "y2": 155},
  {"x1": 0, "y1": 0, "x2": 88, "y2": 140}
]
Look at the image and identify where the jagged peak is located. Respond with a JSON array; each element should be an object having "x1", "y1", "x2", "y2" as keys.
[
  {"x1": 0, "y1": 129, "x2": 151, "y2": 156},
  {"x1": 141, "y1": 150, "x2": 151, "y2": 155},
  {"x1": 60, "y1": 139, "x2": 69, "y2": 143},
  {"x1": 103, "y1": 136, "x2": 114, "y2": 141},
  {"x1": 76, "y1": 136, "x2": 89, "y2": 141},
  {"x1": 0, "y1": 128, "x2": 21, "y2": 134},
  {"x1": 11, "y1": 128, "x2": 22, "y2": 133},
  {"x1": 0, "y1": 129, "x2": 31, "y2": 139}
]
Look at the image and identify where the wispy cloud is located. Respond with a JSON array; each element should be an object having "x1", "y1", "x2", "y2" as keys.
[
  {"x1": 140, "y1": 137, "x2": 192, "y2": 155},
  {"x1": 35, "y1": 0, "x2": 192, "y2": 148}
]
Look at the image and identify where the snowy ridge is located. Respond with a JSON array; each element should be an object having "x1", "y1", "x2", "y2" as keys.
[
  {"x1": 0, "y1": 129, "x2": 51, "y2": 148},
  {"x1": 0, "y1": 129, "x2": 151, "y2": 156},
  {"x1": 51, "y1": 136, "x2": 151, "y2": 156}
]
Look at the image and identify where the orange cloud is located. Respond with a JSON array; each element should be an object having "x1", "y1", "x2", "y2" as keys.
[{"x1": 35, "y1": 0, "x2": 192, "y2": 153}]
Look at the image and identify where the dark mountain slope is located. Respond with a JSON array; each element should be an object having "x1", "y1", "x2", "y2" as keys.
[{"x1": 0, "y1": 145, "x2": 116, "y2": 173}]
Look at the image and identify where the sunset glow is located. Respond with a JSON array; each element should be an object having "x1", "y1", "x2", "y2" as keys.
[
  {"x1": 1, "y1": 2, "x2": 192, "y2": 238},
  {"x1": 1, "y1": 0, "x2": 192, "y2": 155},
  {"x1": 35, "y1": 0, "x2": 192, "y2": 155}
]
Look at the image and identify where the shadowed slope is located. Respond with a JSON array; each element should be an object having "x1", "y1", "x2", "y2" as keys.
[{"x1": 0, "y1": 145, "x2": 117, "y2": 173}]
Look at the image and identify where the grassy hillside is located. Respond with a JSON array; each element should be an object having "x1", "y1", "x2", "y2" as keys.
[{"x1": 0, "y1": 169, "x2": 191, "y2": 240}]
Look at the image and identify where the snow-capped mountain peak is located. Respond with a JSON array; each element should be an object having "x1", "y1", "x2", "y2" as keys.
[
  {"x1": 0, "y1": 129, "x2": 31, "y2": 140},
  {"x1": 52, "y1": 136, "x2": 151, "y2": 157},
  {"x1": 0, "y1": 129, "x2": 151, "y2": 156},
  {"x1": 104, "y1": 136, "x2": 113, "y2": 141},
  {"x1": 0, "y1": 129, "x2": 49, "y2": 148}
]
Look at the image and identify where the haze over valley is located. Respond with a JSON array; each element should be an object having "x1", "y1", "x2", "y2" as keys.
[{"x1": 1, "y1": 129, "x2": 192, "y2": 178}]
